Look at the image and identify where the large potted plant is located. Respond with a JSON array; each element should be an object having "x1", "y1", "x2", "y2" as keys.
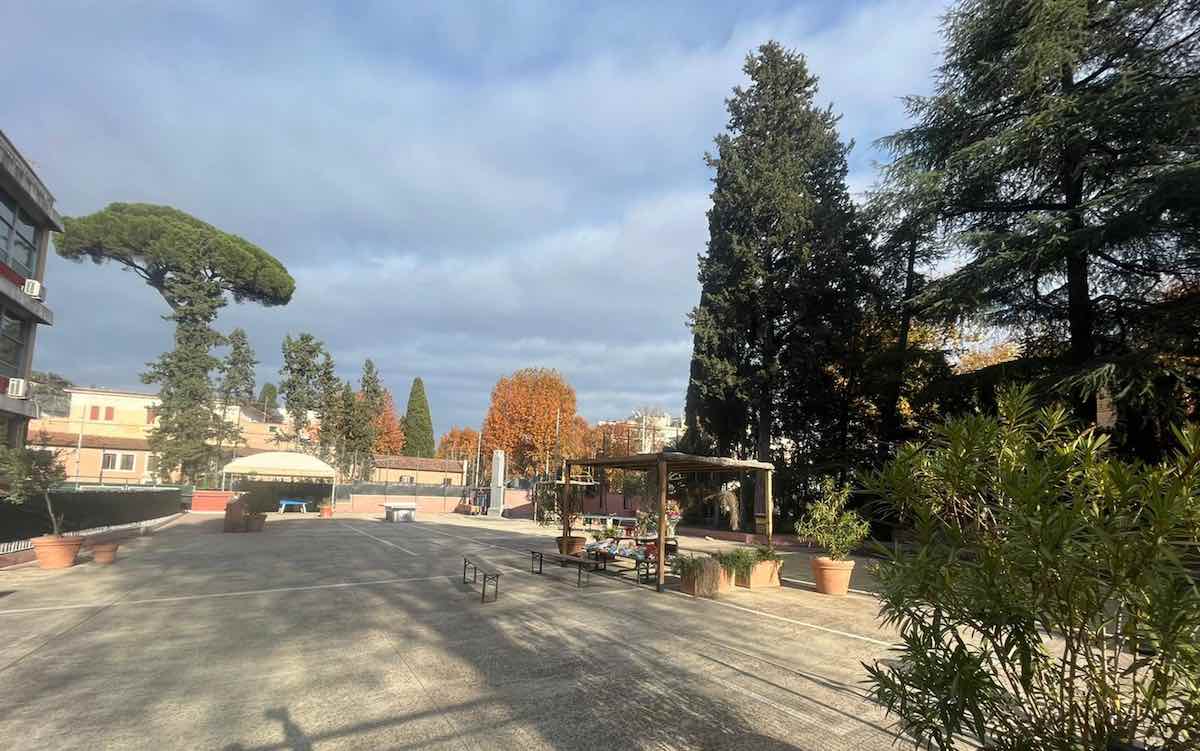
[
  {"x1": 710, "y1": 551, "x2": 737, "y2": 594},
  {"x1": 672, "y1": 555, "x2": 721, "y2": 597},
  {"x1": 0, "y1": 447, "x2": 77, "y2": 569},
  {"x1": 795, "y1": 479, "x2": 870, "y2": 595},
  {"x1": 535, "y1": 478, "x2": 584, "y2": 555},
  {"x1": 862, "y1": 386, "x2": 1200, "y2": 751},
  {"x1": 727, "y1": 546, "x2": 783, "y2": 589}
]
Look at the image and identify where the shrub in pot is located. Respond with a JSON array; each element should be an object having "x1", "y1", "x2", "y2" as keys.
[
  {"x1": 727, "y1": 546, "x2": 783, "y2": 589},
  {"x1": 535, "y1": 477, "x2": 585, "y2": 555},
  {"x1": 794, "y1": 478, "x2": 870, "y2": 595},
  {"x1": 861, "y1": 385, "x2": 1200, "y2": 751},
  {"x1": 0, "y1": 447, "x2": 79, "y2": 569},
  {"x1": 710, "y1": 551, "x2": 737, "y2": 593},
  {"x1": 672, "y1": 555, "x2": 721, "y2": 598},
  {"x1": 318, "y1": 503, "x2": 333, "y2": 518}
]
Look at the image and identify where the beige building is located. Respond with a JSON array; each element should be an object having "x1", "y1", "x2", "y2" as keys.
[
  {"x1": 370, "y1": 455, "x2": 466, "y2": 486},
  {"x1": 30, "y1": 386, "x2": 283, "y2": 485},
  {"x1": 30, "y1": 386, "x2": 467, "y2": 487}
]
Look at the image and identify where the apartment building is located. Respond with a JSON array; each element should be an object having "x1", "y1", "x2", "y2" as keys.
[
  {"x1": 596, "y1": 409, "x2": 685, "y2": 453},
  {"x1": 0, "y1": 131, "x2": 58, "y2": 447},
  {"x1": 30, "y1": 385, "x2": 468, "y2": 486},
  {"x1": 30, "y1": 386, "x2": 282, "y2": 485}
]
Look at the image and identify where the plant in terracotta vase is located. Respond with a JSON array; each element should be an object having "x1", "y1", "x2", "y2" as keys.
[
  {"x1": 535, "y1": 477, "x2": 584, "y2": 555},
  {"x1": 795, "y1": 478, "x2": 869, "y2": 595},
  {"x1": 726, "y1": 546, "x2": 783, "y2": 589},
  {"x1": 0, "y1": 447, "x2": 76, "y2": 569}
]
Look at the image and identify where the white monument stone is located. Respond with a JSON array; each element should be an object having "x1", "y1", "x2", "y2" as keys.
[{"x1": 487, "y1": 449, "x2": 506, "y2": 517}]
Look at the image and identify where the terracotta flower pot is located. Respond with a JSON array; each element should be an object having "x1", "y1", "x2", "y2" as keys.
[
  {"x1": 556, "y1": 536, "x2": 586, "y2": 556},
  {"x1": 811, "y1": 556, "x2": 855, "y2": 595},
  {"x1": 319, "y1": 505, "x2": 333, "y2": 518},
  {"x1": 91, "y1": 542, "x2": 120, "y2": 565},
  {"x1": 31, "y1": 535, "x2": 84, "y2": 569},
  {"x1": 736, "y1": 559, "x2": 782, "y2": 589}
]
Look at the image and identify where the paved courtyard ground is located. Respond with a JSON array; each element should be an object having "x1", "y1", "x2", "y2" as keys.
[{"x1": 0, "y1": 513, "x2": 911, "y2": 750}]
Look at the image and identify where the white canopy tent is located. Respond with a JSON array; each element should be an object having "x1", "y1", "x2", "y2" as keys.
[{"x1": 221, "y1": 451, "x2": 338, "y2": 505}]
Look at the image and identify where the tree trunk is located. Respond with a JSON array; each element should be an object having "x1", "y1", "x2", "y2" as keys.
[
  {"x1": 1062, "y1": 65, "x2": 1096, "y2": 423},
  {"x1": 880, "y1": 238, "x2": 917, "y2": 462},
  {"x1": 43, "y1": 490, "x2": 60, "y2": 536}
]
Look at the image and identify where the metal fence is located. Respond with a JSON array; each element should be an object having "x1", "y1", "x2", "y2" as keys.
[
  {"x1": 334, "y1": 482, "x2": 469, "y2": 500},
  {"x1": 0, "y1": 512, "x2": 183, "y2": 555}
]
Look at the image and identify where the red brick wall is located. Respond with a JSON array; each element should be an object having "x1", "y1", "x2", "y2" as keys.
[
  {"x1": 191, "y1": 490, "x2": 236, "y2": 512},
  {"x1": 343, "y1": 494, "x2": 463, "y2": 515}
]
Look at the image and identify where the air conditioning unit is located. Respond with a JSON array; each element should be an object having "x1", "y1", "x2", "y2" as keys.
[
  {"x1": 6, "y1": 378, "x2": 28, "y2": 399},
  {"x1": 22, "y1": 279, "x2": 43, "y2": 301}
]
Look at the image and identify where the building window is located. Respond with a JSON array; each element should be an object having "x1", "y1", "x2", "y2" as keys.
[
  {"x1": 102, "y1": 452, "x2": 136, "y2": 471},
  {"x1": 0, "y1": 187, "x2": 37, "y2": 279},
  {"x1": 89, "y1": 406, "x2": 100, "y2": 421},
  {"x1": 442, "y1": 478, "x2": 452, "y2": 486},
  {"x1": 399, "y1": 475, "x2": 415, "y2": 485},
  {"x1": 0, "y1": 310, "x2": 23, "y2": 378},
  {"x1": 104, "y1": 406, "x2": 114, "y2": 421}
]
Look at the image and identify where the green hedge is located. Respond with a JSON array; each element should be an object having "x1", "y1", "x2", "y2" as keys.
[
  {"x1": 0, "y1": 488, "x2": 183, "y2": 543},
  {"x1": 233, "y1": 480, "x2": 332, "y2": 513}
]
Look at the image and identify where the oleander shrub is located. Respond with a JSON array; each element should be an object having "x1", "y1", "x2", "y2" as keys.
[{"x1": 861, "y1": 385, "x2": 1200, "y2": 750}]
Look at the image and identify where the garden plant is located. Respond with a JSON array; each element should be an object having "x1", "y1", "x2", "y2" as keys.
[{"x1": 862, "y1": 386, "x2": 1200, "y2": 750}]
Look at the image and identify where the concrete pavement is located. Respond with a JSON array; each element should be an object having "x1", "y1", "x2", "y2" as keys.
[{"x1": 0, "y1": 513, "x2": 910, "y2": 750}]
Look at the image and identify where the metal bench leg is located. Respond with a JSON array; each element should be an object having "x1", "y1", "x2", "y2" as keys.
[{"x1": 463, "y1": 558, "x2": 468, "y2": 584}]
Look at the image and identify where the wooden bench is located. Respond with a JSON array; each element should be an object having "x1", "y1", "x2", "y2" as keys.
[
  {"x1": 529, "y1": 550, "x2": 602, "y2": 588},
  {"x1": 462, "y1": 556, "x2": 501, "y2": 603}
]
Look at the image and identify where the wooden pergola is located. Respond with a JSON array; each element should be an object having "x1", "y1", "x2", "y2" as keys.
[{"x1": 565, "y1": 452, "x2": 775, "y2": 592}]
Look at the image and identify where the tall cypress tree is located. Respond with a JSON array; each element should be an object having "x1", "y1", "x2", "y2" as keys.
[
  {"x1": 215, "y1": 327, "x2": 257, "y2": 462},
  {"x1": 315, "y1": 353, "x2": 340, "y2": 462},
  {"x1": 883, "y1": 0, "x2": 1200, "y2": 422},
  {"x1": 403, "y1": 377, "x2": 435, "y2": 458},
  {"x1": 691, "y1": 41, "x2": 870, "y2": 517},
  {"x1": 278, "y1": 333, "x2": 324, "y2": 451}
]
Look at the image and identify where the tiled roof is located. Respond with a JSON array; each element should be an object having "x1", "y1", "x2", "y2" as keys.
[
  {"x1": 33, "y1": 431, "x2": 150, "y2": 451},
  {"x1": 373, "y1": 455, "x2": 464, "y2": 473}
]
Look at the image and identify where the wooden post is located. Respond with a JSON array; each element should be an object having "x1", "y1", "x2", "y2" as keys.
[
  {"x1": 657, "y1": 456, "x2": 667, "y2": 592},
  {"x1": 764, "y1": 468, "x2": 773, "y2": 545},
  {"x1": 561, "y1": 461, "x2": 571, "y2": 541}
]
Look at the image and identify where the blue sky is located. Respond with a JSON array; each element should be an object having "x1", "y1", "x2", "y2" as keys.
[{"x1": 2, "y1": 1, "x2": 949, "y2": 438}]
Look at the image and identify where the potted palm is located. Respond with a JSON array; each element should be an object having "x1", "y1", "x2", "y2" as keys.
[
  {"x1": 0, "y1": 447, "x2": 77, "y2": 569},
  {"x1": 536, "y1": 479, "x2": 585, "y2": 555},
  {"x1": 795, "y1": 479, "x2": 869, "y2": 595}
]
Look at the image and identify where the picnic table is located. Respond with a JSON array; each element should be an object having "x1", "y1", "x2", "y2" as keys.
[
  {"x1": 277, "y1": 499, "x2": 307, "y2": 514},
  {"x1": 381, "y1": 502, "x2": 417, "y2": 522}
]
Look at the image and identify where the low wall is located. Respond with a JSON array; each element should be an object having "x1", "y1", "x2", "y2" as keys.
[
  {"x1": 343, "y1": 494, "x2": 464, "y2": 515},
  {"x1": 675, "y1": 526, "x2": 805, "y2": 549},
  {"x1": 191, "y1": 490, "x2": 236, "y2": 512}
]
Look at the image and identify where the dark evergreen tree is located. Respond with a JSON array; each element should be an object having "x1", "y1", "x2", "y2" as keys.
[
  {"x1": 141, "y1": 261, "x2": 226, "y2": 481},
  {"x1": 278, "y1": 333, "x2": 324, "y2": 451},
  {"x1": 315, "y1": 353, "x2": 340, "y2": 462},
  {"x1": 340, "y1": 381, "x2": 374, "y2": 480},
  {"x1": 690, "y1": 41, "x2": 875, "y2": 521},
  {"x1": 883, "y1": 0, "x2": 1200, "y2": 426},
  {"x1": 59, "y1": 203, "x2": 294, "y2": 482},
  {"x1": 257, "y1": 382, "x2": 279, "y2": 420},
  {"x1": 403, "y1": 377, "x2": 435, "y2": 458},
  {"x1": 215, "y1": 327, "x2": 257, "y2": 463}
]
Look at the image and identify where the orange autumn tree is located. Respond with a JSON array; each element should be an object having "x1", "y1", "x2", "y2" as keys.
[
  {"x1": 373, "y1": 389, "x2": 405, "y2": 454},
  {"x1": 437, "y1": 426, "x2": 479, "y2": 461},
  {"x1": 482, "y1": 368, "x2": 578, "y2": 479}
]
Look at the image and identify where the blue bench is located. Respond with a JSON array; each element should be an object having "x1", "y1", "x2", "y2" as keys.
[{"x1": 277, "y1": 499, "x2": 307, "y2": 513}]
